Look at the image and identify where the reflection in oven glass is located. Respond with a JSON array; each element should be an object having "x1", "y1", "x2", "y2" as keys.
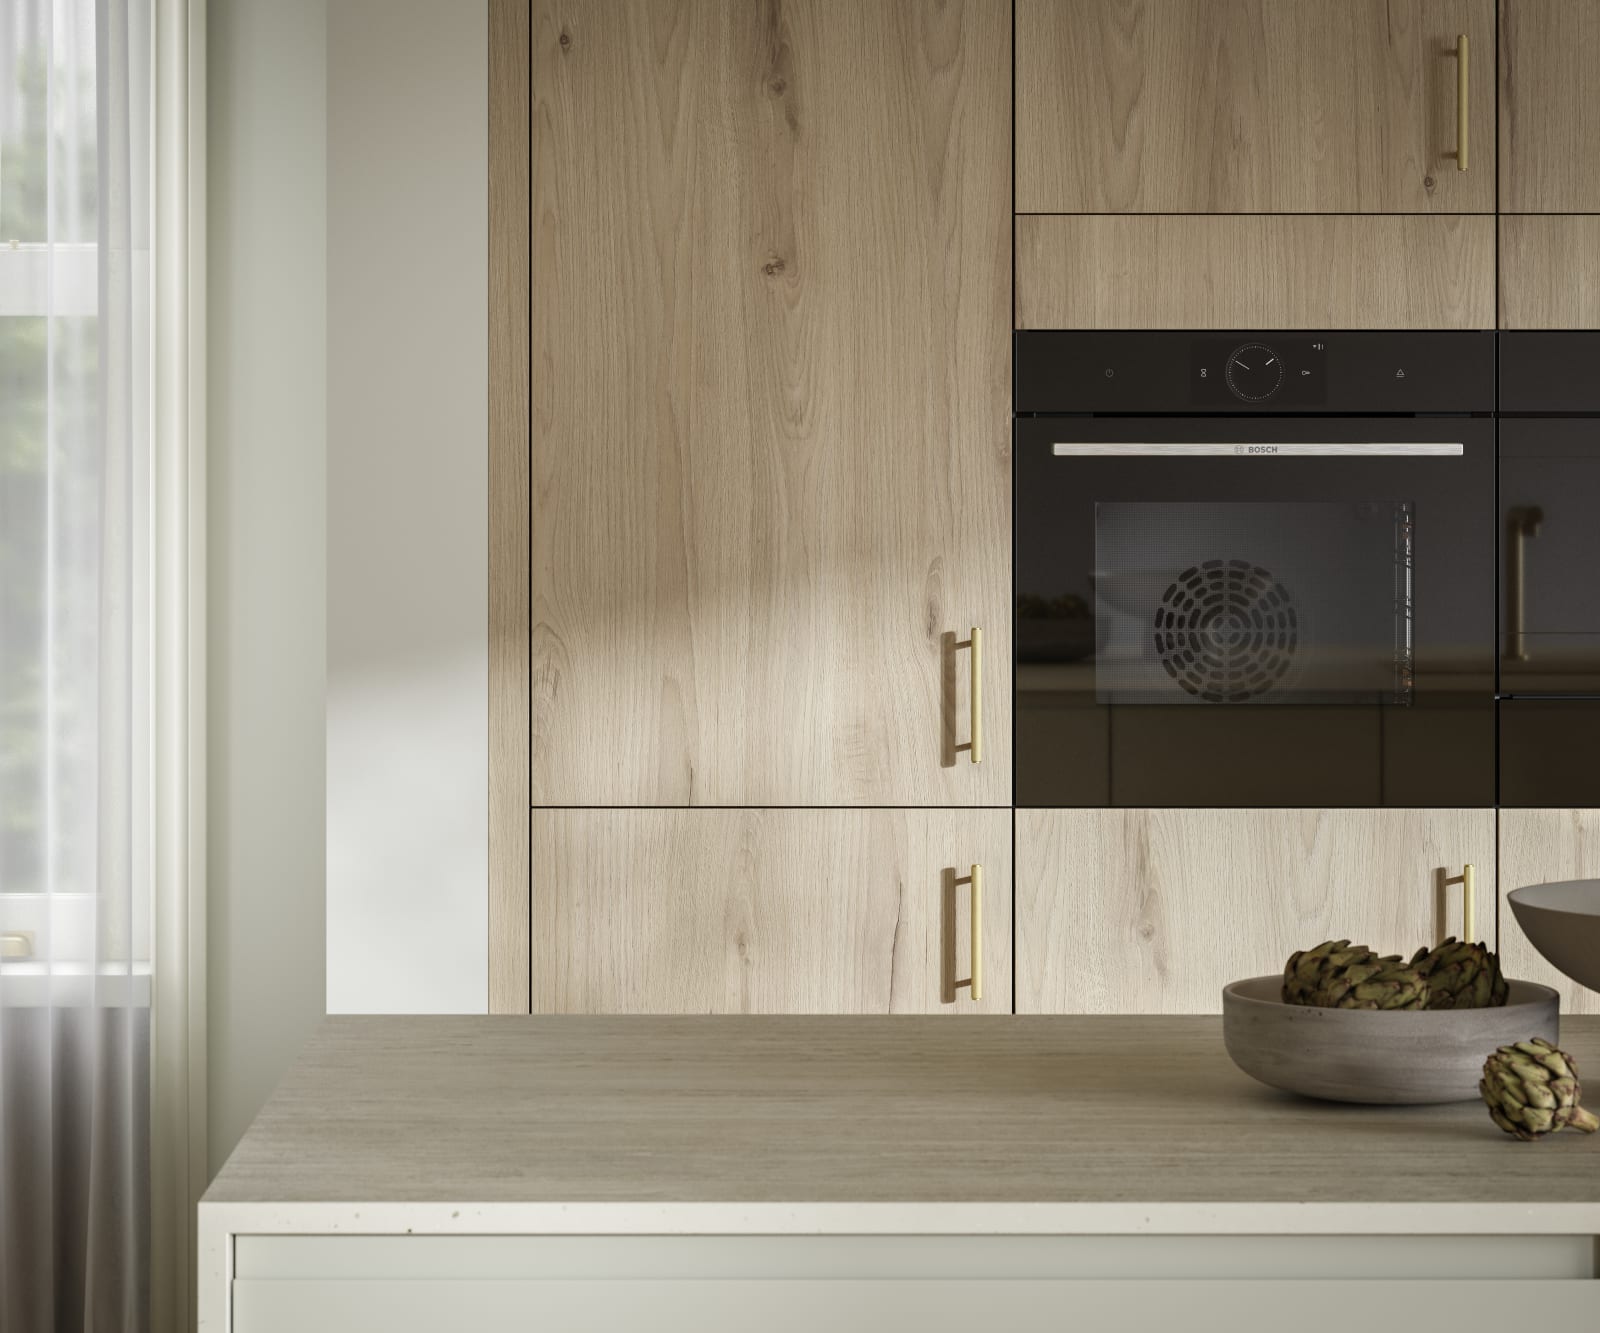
[{"x1": 1093, "y1": 502, "x2": 1413, "y2": 706}]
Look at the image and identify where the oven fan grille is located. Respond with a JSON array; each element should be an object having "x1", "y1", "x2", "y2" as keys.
[{"x1": 1153, "y1": 560, "x2": 1299, "y2": 702}]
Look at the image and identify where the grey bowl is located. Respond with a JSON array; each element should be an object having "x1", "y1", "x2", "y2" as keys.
[
  {"x1": 1222, "y1": 976, "x2": 1560, "y2": 1104},
  {"x1": 1508, "y1": 879, "x2": 1600, "y2": 993}
]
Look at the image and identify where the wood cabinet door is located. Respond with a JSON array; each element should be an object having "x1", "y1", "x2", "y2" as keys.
[
  {"x1": 1016, "y1": 809, "x2": 1495, "y2": 1014},
  {"x1": 1497, "y1": 810, "x2": 1600, "y2": 1015},
  {"x1": 1017, "y1": 0, "x2": 1494, "y2": 213},
  {"x1": 1500, "y1": 0, "x2": 1600, "y2": 211},
  {"x1": 530, "y1": 810, "x2": 1011, "y2": 1014},
  {"x1": 529, "y1": 1, "x2": 1011, "y2": 806}
]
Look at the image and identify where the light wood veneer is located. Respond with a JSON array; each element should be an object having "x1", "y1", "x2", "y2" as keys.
[
  {"x1": 1498, "y1": 809, "x2": 1600, "y2": 1016},
  {"x1": 1017, "y1": 0, "x2": 1494, "y2": 214},
  {"x1": 528, "y1": 0, "x2": 1012, "y2": 806},
  {"x1": 1016, "y1": 215, "x2": 1496, "y2": 329},
  {"x1": 1017, "y1": 809, "x2": 1496, "y2": 1014},
  {"x1": 530, "y1": 809, "x2": 1010, "y2": 1014}
]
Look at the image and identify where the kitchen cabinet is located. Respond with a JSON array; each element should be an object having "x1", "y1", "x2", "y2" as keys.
[
  {"x1": 529, "y1": 809, "x2": 1010, "y2": 1014},
  {"x1": 525, "y1": 0, "x2": 1011, "y2": 808},
  {"x1": 1497, "y1": 810, "x2": 1600, "y2": 1015},
  {"x1": 1016, "y1": 0, "x2": 1494, "y2": 214},
  {"x1": 1016, "y1": 809, "x2": 1495, "y2": 1014},
  {"x1": 1499, "y1": 0, "x2": 1600, "y2": 211},
  {"x1": 1015, "y1": 215, "x2": 1495, "y2": 330}
]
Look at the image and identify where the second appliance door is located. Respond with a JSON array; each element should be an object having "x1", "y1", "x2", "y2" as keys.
[{"x1": 1016, "y1": 416, "x2": 1495, "y2": 807}]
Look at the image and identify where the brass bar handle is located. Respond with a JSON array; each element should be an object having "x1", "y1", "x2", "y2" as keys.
[
  {"x1": 954, "y1": 864, "x2": 983, "y2": 1002},
  {"x1": 1, "y1": 931, "x2": 35, "y2": 960},
  {"x1": 1505, "y1": 506, "x2": 1543, "y2": 663},
  {"x1": 1455, "y1": 33, "x2": 1470, "y2": 172},
  {"x1": 970, "y1": 863, "x2": 983, "y2": 1002},
  {"x1": 1440, "y1": 864, "x2": 1477, "y2": 945},
  {"x1": 967, "y1": 626, "x2": 983, "y2": 765}
]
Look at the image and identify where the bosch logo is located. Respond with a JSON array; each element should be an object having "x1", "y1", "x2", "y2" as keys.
[{"x1": 1241, "y1": 445, "x2": 1279, "y2": 455}]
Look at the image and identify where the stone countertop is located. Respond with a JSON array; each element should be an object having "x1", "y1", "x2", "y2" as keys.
[{"x1": 201, "y1": 1015, "x2": 1600, "y2": 1234}]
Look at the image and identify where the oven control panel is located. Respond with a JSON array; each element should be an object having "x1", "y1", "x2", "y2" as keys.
[
  {"x1": 1014, "y1": 331, "x2": 1495, "y2": 415},
  {"x1": 1194, "y1": 337, "x2": 1327, "y2": 407}
]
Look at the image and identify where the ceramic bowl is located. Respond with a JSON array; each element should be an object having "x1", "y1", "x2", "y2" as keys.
[
  {"x1": 1221, "y1": 975, "x2": 1560, "y2": 1104},
  {"x1": 1508, "y1": 880, "x2": 1600, "y2": 993}
]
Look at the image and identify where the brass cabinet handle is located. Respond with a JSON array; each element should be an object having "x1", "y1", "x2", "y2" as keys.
[
  {"x1": 954, "y1": 864, "x2": 983, "y2": 1002},
  {"x1": 966, "y1": 626, "x2": 983, "y2": 764},
  {"x1": 1, "y1": 931, "x2": 34, "y2": 960},
  {"x1": 1439, "y1": 864, "x2": 1476, "y2": 945},
  {"x1": 1455, "y1": 34, "x2": 1470, "y2": 171},
  {"x1": 1505, "y1": 506, "x2": 1543, "y2": 663}
]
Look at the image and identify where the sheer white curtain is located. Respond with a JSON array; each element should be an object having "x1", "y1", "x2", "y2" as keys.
[{"x1": 0, "y1": 1, "x2": 153, "y2": 1330}]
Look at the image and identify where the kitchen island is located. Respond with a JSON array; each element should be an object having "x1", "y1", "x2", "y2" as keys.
[{"x1": 201, "y1": 1016, "x2": 1600, "y2": 1331}]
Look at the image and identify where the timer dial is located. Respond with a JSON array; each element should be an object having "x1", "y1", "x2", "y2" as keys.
[{"x1": 1224, "y1": 343, "x2": 1286, "y2": 403}]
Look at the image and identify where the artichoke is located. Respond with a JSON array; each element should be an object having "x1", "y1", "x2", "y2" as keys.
[
  {"x1": 1481, "y1": 1038, "x2": 1600, "y2": 1141},
  {"x1": 1283, "y1": 939, "x2": 1431, "y2": 1010},
  {"x1": 1408, "y1": 937, "x2": 1510, "y2": 1010}
]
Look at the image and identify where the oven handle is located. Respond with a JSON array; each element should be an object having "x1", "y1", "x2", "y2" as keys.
[{"x1": 1051, "y1": 443, "x2": 1465, "y2": 457}]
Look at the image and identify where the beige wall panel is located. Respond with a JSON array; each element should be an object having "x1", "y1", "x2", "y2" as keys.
[
  {"x1": 1499, "y1": 215, "x2": 1600, "y2": 329},
  {"x1": 1017, "y1": 809, "x2": 1495, "y2": 1015},
  {"x1": 1017, "y1": 0, "x2": 1494, "y2": 214},
  {"x1": 1497, "y1": 809, "x2": 1600, "y2": 1016},
  {"x1": 531, "y1": 809, "x2": 1011, "y2": 1014},
  {"x1": 1015, "y1": 215, "x2": 1495, "y2": 330},
  {"x1": 1499, "y1": 0, "x2": 1600, "y2": 211},
  {"x1": 529, "y1": 0, "x2": 1012, "y2": 806}
]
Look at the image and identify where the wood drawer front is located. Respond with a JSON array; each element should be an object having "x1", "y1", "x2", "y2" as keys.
[
  {"x1": 233, "y1": 1277, "x2": 1600, "y2": 1333},
  {"x1": 1017, "y1": 0, "x2": 1494, "y2": 214},
  {"x1": 1498, "y1": 810, "x2": 1600, "y2": 1015},
  {"x1": 1017, "y1": 809, "x2": 1495, "y2": 1014},
  {"x1": 1500, "y1": 216, "x2": 1600, "y2": 329},
  {"x1": 1015, "y1": 215, "x2": 1495, "y2": 331},
  {"x1": 530, "y1": 809, "x2": 1011, "y2": 1014},
  {"x1": 1500, "y1": 0, "x2": 1600, "y2": 211}
]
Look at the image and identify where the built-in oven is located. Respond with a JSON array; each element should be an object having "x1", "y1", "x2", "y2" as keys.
[
  {"x1": 1015, "y1": 331, "x2": 1496, "y2": 808},
  {"x1": 1498, "y1": 332, "x2": 1600, "y2": 805}
]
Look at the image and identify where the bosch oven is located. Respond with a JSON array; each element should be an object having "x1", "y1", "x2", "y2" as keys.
[{"x1": 1015, "y1": 331, "x2": 1496, "y2": 808}]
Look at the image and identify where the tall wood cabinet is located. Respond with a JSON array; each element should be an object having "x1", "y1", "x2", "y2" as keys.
[{"x1": 490, "y1": 0, "x2": 1012, "y2": 1012}]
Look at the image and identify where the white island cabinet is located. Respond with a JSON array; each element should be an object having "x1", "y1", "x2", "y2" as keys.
[{"x1": 200, "y1": 1017, "x2": 1600, "y2": 1332}]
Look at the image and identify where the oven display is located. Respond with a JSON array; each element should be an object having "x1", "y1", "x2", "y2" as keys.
[{"x1": 1192, "y1": 338, "x2": 1327, "y2": 408}]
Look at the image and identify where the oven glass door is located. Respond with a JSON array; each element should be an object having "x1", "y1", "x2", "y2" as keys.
[{"x1": 1015, "y1": 417, "x2": 1494, "y2": 807}]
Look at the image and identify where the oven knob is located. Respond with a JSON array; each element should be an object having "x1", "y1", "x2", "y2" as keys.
[{"x1": 1224, "y1": 343, "x2": 1286, "y2": 402}]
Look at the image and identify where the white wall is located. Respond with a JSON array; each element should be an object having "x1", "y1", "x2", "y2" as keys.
[
  {"x1": 208, "y1": 0, "x2": 488, "y2": 1172},
  {"x1": 207, "y1": 0, "x2": 329, "y2": 1173},
  {"x1": 325, "y1": 0, "x2": 488, "y2": 1013}
]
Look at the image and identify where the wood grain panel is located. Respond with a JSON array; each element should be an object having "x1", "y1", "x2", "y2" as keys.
[
  {"x1": 529, "y1": 0, "x2": 1012, "y2": 806},
  {"x1": 1497, "y1": 810, "x2": 1600, "y2": 1016},
  {"x1": 530, "y1": 809, "x2": 1011, "y2": 1014},
  {"x1": 1016, "y1": 809, "x2": 1495, "y2": 1014},
  {"x1": 1017, "y1": 0, "x2": 1494, "y2": 214},
  {"x1": 1499, "y1": 215, "x2": 1600, "y2": 328},
  {"x1": 1500, "y1": 0, "x2": 1600, "y2": 211},
  {"x1": 488, "y1": 0, "x2": 530, "y2": 1013},
  {"x1": 1015, "y1": 215, "x2": 1495, "y2": 330}
]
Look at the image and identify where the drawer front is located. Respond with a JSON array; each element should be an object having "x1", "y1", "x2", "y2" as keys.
[{"x1": 234, "y1": 1276, "x2": 1600, "y2": 1333}]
